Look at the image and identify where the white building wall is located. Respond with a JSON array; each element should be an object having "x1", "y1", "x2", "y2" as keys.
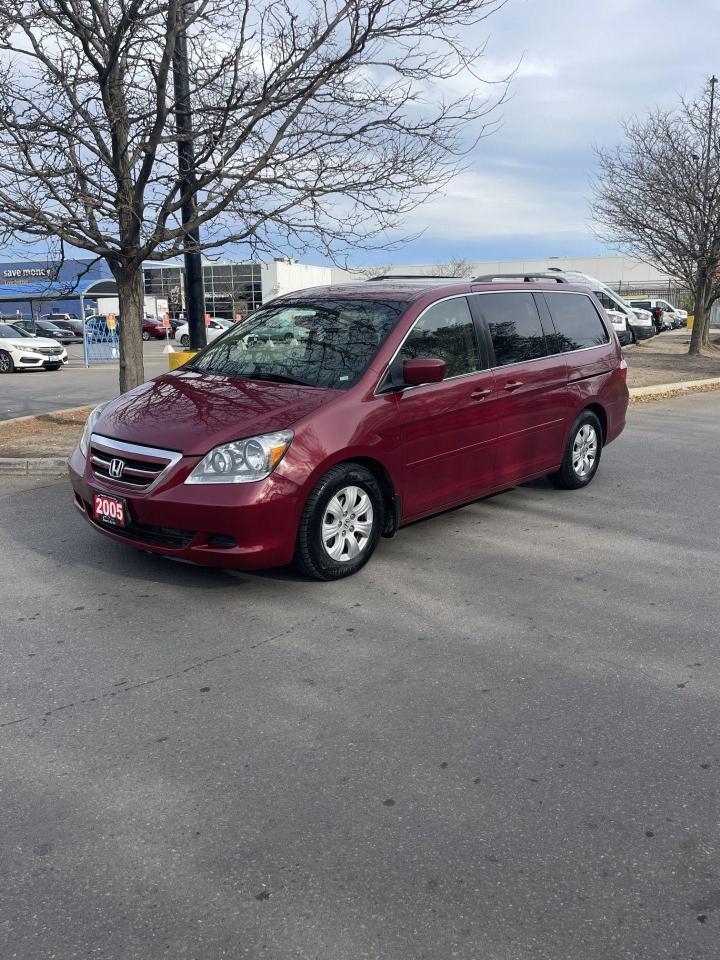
[
  {"x1": 378, "y1": 256, "x2": 675, "y2": 287},
  {"x1": 260, "y1": 260, "x2": 333, "y2": 302}
]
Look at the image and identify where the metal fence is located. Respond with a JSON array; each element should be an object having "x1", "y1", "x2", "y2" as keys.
[
  {"x1": 614, "y1": 281, "x2": 692, "y2": 311},
  {"x1": 84, "y1": 317, "x2": 120, "y2": 364}
]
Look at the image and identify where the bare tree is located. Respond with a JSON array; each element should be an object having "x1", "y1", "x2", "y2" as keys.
[
  {"x1": 432, "y1": 257, "x2": 476, "y2": 277},
  {"x1": 0, "y1": 0, "x2": 509, "y2": 391},
  {"x1": 353, "y1": 264, "x2": 395, "y2": 279},
  {"x1": 593, "y1": 79, "x2": 720, "y2": 355}
]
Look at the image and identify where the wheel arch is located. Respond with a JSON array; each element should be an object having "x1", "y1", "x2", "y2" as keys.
[
  {"x1": 583, "y1": 402, "x2": 607, "y2": 444},
  {"x1": 303, "y1": 453, "x2": 401, "y2": 538}
]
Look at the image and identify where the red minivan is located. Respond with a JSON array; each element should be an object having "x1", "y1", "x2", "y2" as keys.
[{"x1": 68, "y1": 279, "x2": 629, "y2": 579}]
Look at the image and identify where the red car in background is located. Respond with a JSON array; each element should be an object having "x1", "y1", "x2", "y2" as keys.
[
  {"x1": 143, "y1": 317, "x2": 173, "y2": 340},
  {"x1": 69, "y1": 278, "x2": 628, "y2": 579}
]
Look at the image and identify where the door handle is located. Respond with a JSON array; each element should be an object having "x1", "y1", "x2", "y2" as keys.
[
  {"x1": 470, "y1": 387, "x2": 492, "y2": 400},
  {"x1": 504, "y1": 380, "x2": 524, "y2": 392}
]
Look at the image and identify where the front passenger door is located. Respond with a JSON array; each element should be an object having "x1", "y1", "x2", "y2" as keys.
[{"x1": 391, "y1": 297, "x2": 497, "y2": 519}]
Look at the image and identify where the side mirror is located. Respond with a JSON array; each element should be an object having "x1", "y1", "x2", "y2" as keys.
[{"x1": 403, "y1": 357, "x2": 447, "y2": 386}]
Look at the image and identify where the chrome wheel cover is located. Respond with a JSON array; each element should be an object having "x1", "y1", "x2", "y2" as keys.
[
  {"x1": 321, "y1": 485, "x2": 374, "y2": 562},
  {"x1": 572, "y1": 423, "x2": 598, "y2": 478}
]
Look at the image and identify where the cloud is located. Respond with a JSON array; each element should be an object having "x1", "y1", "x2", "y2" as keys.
[
  {"x1": 403, "y1": 169, "x2": 585, "y2": 239},
  {"x1": 386, "y1": 0, "x2": 720, "y2": 261}
]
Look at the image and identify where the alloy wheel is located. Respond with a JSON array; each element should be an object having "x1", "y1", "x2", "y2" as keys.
[
  {"x1": 321, "y1": 485, "x2": 374, "y2": 562},
  {"x1": 572, "y1": 424, "x2": 598, "y2": 478}
]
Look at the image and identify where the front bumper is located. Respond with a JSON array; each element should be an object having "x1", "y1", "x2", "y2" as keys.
[
  {"x1": 631, "y1": 324, "x2": 655, "y2": 340},
  {"x1": 15, "y1": 351, "x2": 67, "y2": 368},
  {"x1": 68, "y1": 445, "x2": 302, "y2": 570}
]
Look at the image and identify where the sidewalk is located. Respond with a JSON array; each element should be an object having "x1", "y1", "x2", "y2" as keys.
[{"x1": 625, "y1": 329, "x2": 720, "y2": 387}]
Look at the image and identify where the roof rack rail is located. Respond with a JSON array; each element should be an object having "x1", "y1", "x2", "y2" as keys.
[
  {"x1": 472, "y1": 272, "x2": 569, "y2": 283},
  {"x1": 365, "y1": 273, "x2": 464, "y2": 281}
]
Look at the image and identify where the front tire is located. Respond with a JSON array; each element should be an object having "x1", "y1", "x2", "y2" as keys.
[
  {"x1": 294, "y1": 463, "x2": 384, "y2": 580},
  {"x1": 180, "y1": 335, "x2": 190, "y2": 348},
  {"x1": 548, "y1": 411, "x2": 602, "y2": 490},
  {"x1": 0, "y1": 350, "x2": 14, "y2": 373},
  {"x1": 142, "y1": 330, "x2": 150, "y2": 341}
]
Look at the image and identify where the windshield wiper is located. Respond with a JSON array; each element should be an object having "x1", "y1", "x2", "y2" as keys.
[{"x1": 249, "y1": 373, "x2": 314, "y2": 386}]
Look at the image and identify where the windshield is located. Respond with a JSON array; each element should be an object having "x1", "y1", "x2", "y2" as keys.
[
  {"x1": 0, "y1": 323, "x2": 26, "y2": 338},
  {"x1": 186, "y1": 298, "x2": 407, "y2": 389},
  {"x1": 5, "y1": 324, "x2": 32, "y2": 338}
]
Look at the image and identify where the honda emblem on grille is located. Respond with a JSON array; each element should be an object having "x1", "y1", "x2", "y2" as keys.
[{"x1": 109, "y1": 458, "x2": 125, "y2": 479}]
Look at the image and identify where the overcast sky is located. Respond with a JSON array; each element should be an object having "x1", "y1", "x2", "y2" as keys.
[
  {"x1": 372, "y1": 0, "x2": 720, "y2": 266},
  {"x1": 3, "y1": 0, "x2": 718, "y2": 270}
]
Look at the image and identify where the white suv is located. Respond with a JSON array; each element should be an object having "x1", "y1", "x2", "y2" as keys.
[
  {"x1": 0, "y1": 322, "x2": 68, "y2": 373},
  {"x1": 543, "y1": 269, "x2": 654, "y2": 344},
  {"x1": 626, "y1": 297, "x2": 687, "y2": 329}
]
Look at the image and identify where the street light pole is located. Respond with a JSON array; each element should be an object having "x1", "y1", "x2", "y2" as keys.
[
  {"x1": 172, "y1": 0, "x2": 206, "y2": 350},
  {"x1": 703, "y1": 75, "x2": 717, "y2": 202}
]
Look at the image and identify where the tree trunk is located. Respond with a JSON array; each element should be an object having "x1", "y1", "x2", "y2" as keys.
[
  {"x1": 689, "y1": 273, "x2": 710, "y2": 355},
  {"x1": 115, "y1": 266, "x2": 146, "y2": 393},
  {"x1": 701, "y1": 297, "x2": 715, "y2": 348}
]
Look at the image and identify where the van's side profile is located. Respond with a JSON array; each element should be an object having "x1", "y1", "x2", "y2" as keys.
[{"x1": 68, "y1": 279, "x2": 629, "y2": 579}]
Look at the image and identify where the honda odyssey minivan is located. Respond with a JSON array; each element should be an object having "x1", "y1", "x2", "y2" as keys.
[{"x1": 68, "y1": 279, "x2": 629, "y2": 579}]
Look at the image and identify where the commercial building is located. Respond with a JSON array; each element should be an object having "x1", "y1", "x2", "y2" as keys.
[
  {"x1": 375, "y1": 255, "x2": 677, "y2": 288},
  {"x1": 0, "y1": 256, "x2": 336, "y2": 321}
]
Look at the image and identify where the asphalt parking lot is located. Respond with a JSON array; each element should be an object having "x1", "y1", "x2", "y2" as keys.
[
  {"x1": 2, "y1": 392, "x2": 719, "y2": 960},
  {"x1": 0, "y1": 340, "x2": 171, "y2": 420}
]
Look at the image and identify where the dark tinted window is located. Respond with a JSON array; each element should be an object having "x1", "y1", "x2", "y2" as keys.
[
  {"x1": 399, "y1": 298, "x2": 478, "y2": 378},
  {"x1": 474, "y1": 292, "x2": 547, "y2": 367},
  {"x1": 631, "y1": 300, "x2": 651, "y2": 310},
  {"x1": 544, "y1": 292, "x2": 610, "y2": 352}
]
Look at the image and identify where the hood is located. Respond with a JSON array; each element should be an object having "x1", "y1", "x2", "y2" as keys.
[
  {"x1": 94, "y1": 370, "x2": 341, "y2": 455},
  {"x1": 9, "y1": 336, "x2": 64, "y2": 349}
]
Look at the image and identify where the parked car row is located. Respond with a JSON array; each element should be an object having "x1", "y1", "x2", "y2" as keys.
[
  {"x1": 625, "y1": 297, "x2": 688, "y2": 331},
  {"x1": 0, "y1": 321, "x2": 68, "y2": 372}
]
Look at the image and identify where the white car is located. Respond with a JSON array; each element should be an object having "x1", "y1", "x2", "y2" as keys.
[
  {"x1": 0, "y1": 322, "x2": 68, "y2": 373},
  {"x1": 542, "y1": 269, "x2": 646, "y2": 345},
  {"x1": 626, "y1": 297, "x2": 687, "y2": 329},
  {"x1": 176, "y1": 317, "x2": 232, "y2": 349}
]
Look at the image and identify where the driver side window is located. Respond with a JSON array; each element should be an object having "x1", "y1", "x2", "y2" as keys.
[{"x1": 399, "y1": 298, "x2": 479, "y2": 379}]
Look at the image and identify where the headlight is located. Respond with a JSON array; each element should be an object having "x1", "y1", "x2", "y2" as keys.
[
  {"x1": 79, "y1": 402, "x2": 107, "y2": 457},
  {"x1": 19, "y1": 345, "x2": 41, "y2": 353},
  {"x1": 185, "y1": 430, "x2": 293, "y2": 484}
]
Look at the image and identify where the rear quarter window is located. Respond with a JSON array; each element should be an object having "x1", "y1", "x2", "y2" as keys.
[{"x1": 543, "y1": 292, "x2": 610, "y2": 352}]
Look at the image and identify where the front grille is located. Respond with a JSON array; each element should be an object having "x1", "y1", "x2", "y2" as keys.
[
  {"x1": 39, "y1": 347, "x2": 63, "y2": 356},
  {"x1": 90, "y1": 435, "x2": 181, "y2": 491}
]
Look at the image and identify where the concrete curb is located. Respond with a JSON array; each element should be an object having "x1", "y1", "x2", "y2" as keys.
[
  {"x1": 0, "y1": 404, "x2": 92, "y2": 426},
  {"x1": 0, "y1": 457, "x2": 68, "y2": 476},
  {"x1": 629, "y1": 376, "x2": 720, "y2": 402}
]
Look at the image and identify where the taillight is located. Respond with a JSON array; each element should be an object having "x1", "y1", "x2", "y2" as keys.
[{"x1": 619, "y1": 357, "x2": 628, "y2": 380}]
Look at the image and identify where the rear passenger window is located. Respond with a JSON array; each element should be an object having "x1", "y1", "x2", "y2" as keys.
[
  {"x1": 544, "y1": 293, "x2": 610, "y2": 352},
  {"x1": 474, "y1": 292, "x2": 547, "y2": 367},
  {"x1": 400, "y1": 298, "x2": 479, "y2": 378}
]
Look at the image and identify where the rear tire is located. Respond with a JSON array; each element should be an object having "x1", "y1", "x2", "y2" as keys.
[
  {"x1": 0, "y1": 350, "x2": 14, "y2": 373},
  {"x1": 294, "y1": 463, "x2": 384, "y2": 580},
  {"x1": 548, "y1": 411, "x2": 602, "y2": 490},
  {"x1": 142, "y1": 330, "x2": 150, "y2": 341},
  {"x1": 180, "y1": 335, "x2": 190, "y2": 348}
]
